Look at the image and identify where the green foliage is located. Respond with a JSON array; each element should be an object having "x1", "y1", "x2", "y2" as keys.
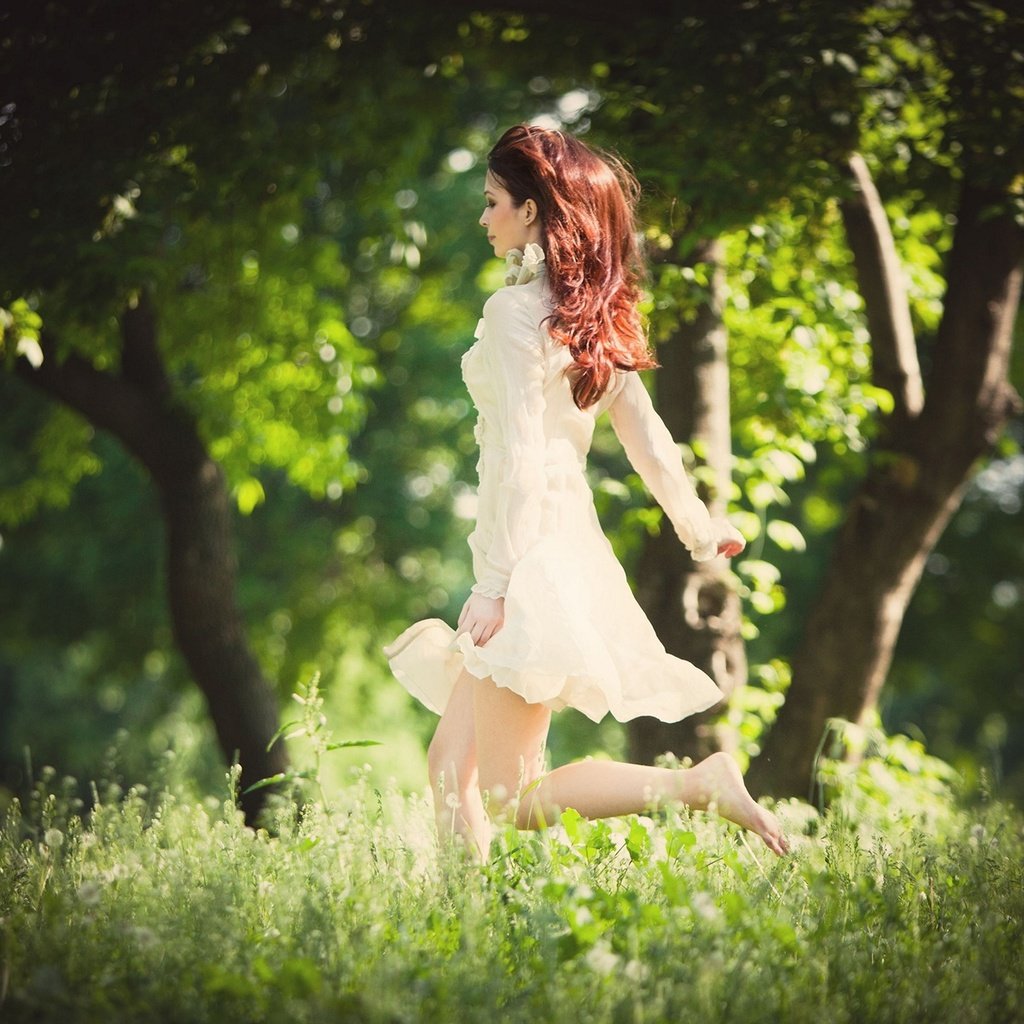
[
  {"x1": 814, "y1": 715, "x2": 965, "y2": 819},
  {"x1": 0, "y1": 0, "x2": 468, "y2": 522},
  {"x1": 1, "y1": 740, "x2": 1021, "y2": 1023},
  {"x1": 726, "y1": 207, "x2": 876, "y2": 462},
  {"x1": 243, "y1": 674, "x2": 380, "y2": 815},
  {"x1": 0, "y1": 3, "x2": 503, "y2": 794},
  {"x1": 0, "y1": 400, "x2": 102, "y2": 527},
  {"x1": 858, "y1": 0, "x2": 1024, "y2": 196},
  {"x1": 579, "y1": 2, "x2": 866, "y2": 243},
  {"x1": 0, "y1": 300, "x2": 41, "y2": 369},
  {"x1": 723, "y1": 659, "x2": 792, "y2": 770}
]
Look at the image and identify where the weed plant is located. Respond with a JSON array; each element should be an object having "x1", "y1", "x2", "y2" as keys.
[{"x1": 1, "y1": 700, "x2": 1021, "y2": 1023}]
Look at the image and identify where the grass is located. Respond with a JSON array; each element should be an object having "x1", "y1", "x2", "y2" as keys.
[{"x1": 1, "y1": 720, "x2": 1022, "y2": 1023}]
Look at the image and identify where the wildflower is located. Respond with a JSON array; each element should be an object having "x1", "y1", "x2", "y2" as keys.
[
  {"x1": 691, "y1": 892, "x2": 721, "y2": 924},
  {"x1": 584, "y1": 941, "x2": 620, "y2": 975},
  {"x1": 77, "y1": 881, "x2": 102, "y2": 906}
]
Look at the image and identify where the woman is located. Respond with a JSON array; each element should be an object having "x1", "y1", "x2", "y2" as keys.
[{"x1": 385, "y1": 125, "x2": 787, "y2": 859}]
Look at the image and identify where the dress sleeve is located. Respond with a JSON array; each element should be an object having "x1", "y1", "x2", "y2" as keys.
[
  {"x1": 607, "y1": 372, "x2": 718, "y2": 561},
  {"x1": 471, "y1": 289, "x2": 549, "y2": 598}
]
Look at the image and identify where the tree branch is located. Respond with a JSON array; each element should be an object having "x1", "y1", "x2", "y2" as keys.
[
  {"x1": 751, "y1": 176, "x2": 1023, "y2": 799},
  {"x1": 16, "y1": 327, "x2": 201, "y2": 480},
  {"x1": 840, "y1": 152, "x2": 924, "y2": 421}
]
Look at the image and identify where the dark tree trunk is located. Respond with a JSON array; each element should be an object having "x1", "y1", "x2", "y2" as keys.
[
  {"x1": 628, "y1": 238, "x2": 746, "y2": 766},
  {"x1": 17, "y1": 293, "x2": 287, "y2": 822},
  {"x1": 749, "y1": 175, "x2": 1023, "y2": 799},
  {"x1": 159, "y1": 454, "x2": 286, "y2": 823}
]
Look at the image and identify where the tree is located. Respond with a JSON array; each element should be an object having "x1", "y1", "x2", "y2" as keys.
[
  {"x1": 750, "y1": 2, "x2": 1024, "y2": 796},
  {"x1": 0, "y1": 0, "x2": 463, "y2": 816}
]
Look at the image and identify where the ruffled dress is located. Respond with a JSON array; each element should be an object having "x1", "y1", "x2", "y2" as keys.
[{"x1": 384, "y1": 245, "x2": 723, "y2": 723}]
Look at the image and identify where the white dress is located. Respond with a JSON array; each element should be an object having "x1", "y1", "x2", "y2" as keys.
[{"x1": 384, "y1": 249, "x2": 723, "y2": 723}]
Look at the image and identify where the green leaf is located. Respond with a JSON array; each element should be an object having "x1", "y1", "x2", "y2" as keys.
[
  {"x1": 861, "y1": 384, "x2": 895, "y2": 415},
  {"x1": 730, "y1": 510, "x2": 763, "y2": 542},
  {"x1": 667, "y1": 829, "x2": 697, "y2": 858},
  {"x1": 266, "y1": 720, "x2": 303, "y2": 752},
  {"x1": 737, "y1": 559, "x2": 782, "y2": 589},
  {"x1": 749, "y1": 591, "x2": 778, "y2": 615},
  {"x1": 241, "y1": 772, "x2": 289, "y2": 795},
  {"x1": 560, "y1": 806, "x2": 584, "y2": 844},
  {"x1": 242, "y1": 768, "x2": 316, "y2": 795},
  {"x1": 626, "y1": 818, "x2": 651, "y2": 863},
  {"x1": 234, "y1": 477, "x2": 266, "y2": 515},
  {"x1": 767, "y1": 519, "x2": 807, "y2": 552}
]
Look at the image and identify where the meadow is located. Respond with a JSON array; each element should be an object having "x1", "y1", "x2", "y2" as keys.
[{"x1": 1, "y1": 708, "x2": 1021, "y2": 1024}]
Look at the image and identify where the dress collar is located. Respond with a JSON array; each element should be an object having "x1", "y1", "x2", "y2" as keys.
[{"x1": 504, "y1": 242, "x2": 546, "y2": 287}]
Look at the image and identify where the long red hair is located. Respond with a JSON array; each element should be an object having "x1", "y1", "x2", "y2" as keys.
[{"x1": 487, "y1": 125, "x2": 657, "y2": 409}]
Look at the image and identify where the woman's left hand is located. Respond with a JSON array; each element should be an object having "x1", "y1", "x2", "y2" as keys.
[
  {"x1": 456, "y1": 592, "x2": 505, "y2": 647},
  {"x1": 712, "y1": 517, "x2": 746, "y2": 559}
]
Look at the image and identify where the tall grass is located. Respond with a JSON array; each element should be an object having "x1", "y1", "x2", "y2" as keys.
[{"x1": 1, "y1": 715, "x2": 1021, "y2": 1023}]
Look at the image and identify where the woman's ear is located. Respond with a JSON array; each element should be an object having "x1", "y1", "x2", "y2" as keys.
[{"x1": 522, "y1": 199, "x2": 537, "y2": 226}]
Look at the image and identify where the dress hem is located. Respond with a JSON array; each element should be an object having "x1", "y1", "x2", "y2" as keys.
[{"x1": 383, "y1": 618, "x2": 724, "y2": 724}]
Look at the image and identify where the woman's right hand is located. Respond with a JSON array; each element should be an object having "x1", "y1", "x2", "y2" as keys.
[
  {"x1": 456, "y1": 592, "x2": 505, "y2": 647},
  {"x1": 711, "y1": 517, "x2": 746, "y2": 559}
]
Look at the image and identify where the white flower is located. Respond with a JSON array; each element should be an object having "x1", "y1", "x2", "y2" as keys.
[
  {"x1": 521, "y1": 242, "x2": 545, "y2": 275},
  {"x1": 43, "y1": 828, "x2": 64, "y2": 849},
  {"x1": 77, "y1": 881, "x2": 102, "y2": 906},
  {"x1": 624, "y1": 958, "x2": 650, "y2": 982},
  {"x1": 584, "y1": 941, "x2": 621, "y2": 976},
  {"x1": 503, "y1": 242, "x2": 546, "y2": 286},
  {"x1": 130, "y1": 926, "x2": 157, "y2": 951},
  {"x1": 16, "y1": 336, "x2": 44, "y2": 368},
  {"x1": 691, "y1": 891, "x2": 721, "y2": 923}
]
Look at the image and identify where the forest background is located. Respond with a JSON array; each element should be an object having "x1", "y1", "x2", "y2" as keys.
[{"x1": 1, "y1": 0, "x2": 1022, "y2": 820}]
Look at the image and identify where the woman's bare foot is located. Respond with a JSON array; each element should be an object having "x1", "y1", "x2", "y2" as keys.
[{"x1": 680, "y1": 751, "x2": 789, "y2": 856}]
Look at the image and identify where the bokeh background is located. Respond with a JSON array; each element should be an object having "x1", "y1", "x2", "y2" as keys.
[{"x1": 1, "y1": 0, "x2": 1021, "y2": 814}]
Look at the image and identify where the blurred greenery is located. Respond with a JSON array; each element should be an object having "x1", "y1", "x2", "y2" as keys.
[{"x1": 0, "y1": 0, "x2": 1022, "y2": 811}]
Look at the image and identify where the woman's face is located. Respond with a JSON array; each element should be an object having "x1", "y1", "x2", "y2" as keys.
[{"x1": 479, "y1": 171, "x2": 539, "y2": 257}]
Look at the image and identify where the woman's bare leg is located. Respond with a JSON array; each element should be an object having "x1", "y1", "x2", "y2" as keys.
[
  {"x1": 427, "y1": 672, "x2": 491, "y2": 859},
  {"x1": 473, "y1": 673, "x2": 552, "y2": 823},
  {"x1": 524, "y1": 753, "x2": 788, "y2": 855},
  {"x1": 472, "y1": 678, "x2": 788, "y2": 856}
]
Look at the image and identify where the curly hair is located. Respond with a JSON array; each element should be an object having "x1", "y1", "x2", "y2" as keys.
[{"x1": 487, "y1": 124, "x2": 657, "y2": 409}]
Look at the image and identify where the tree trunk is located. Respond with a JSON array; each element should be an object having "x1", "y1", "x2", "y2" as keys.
[
  {"x1": 628, "y1": 238, "x2": 746, "y2": 766},
  {"x1": 159, "y1": 452, "x2": 287, "y2": 823},
  {"x1": 16, "y1": 293, "x2": 287, "y2": 822},
  {"x1": 749, "y1": 179, "x2": 1023, "y2": 799}
]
